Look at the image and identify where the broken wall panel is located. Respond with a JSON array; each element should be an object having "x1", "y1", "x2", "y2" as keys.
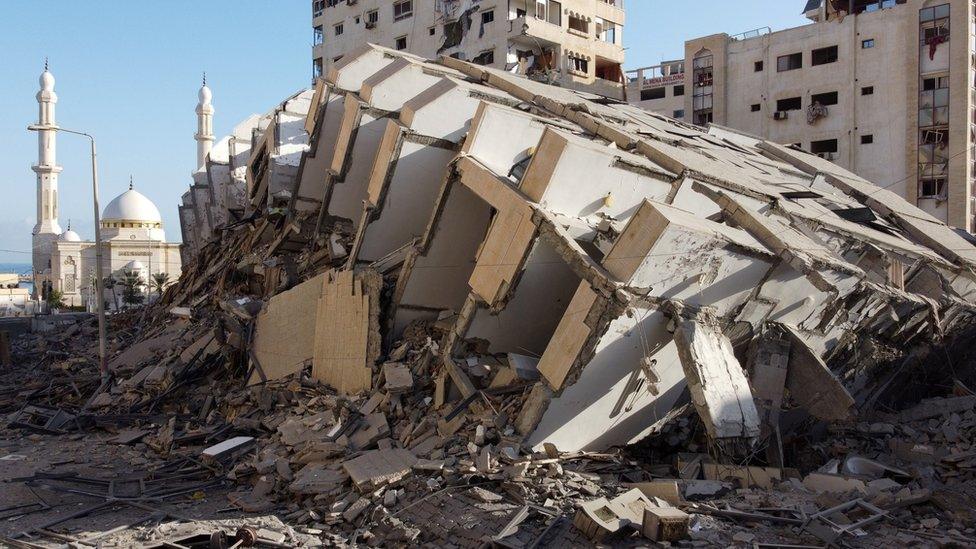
[
  {"x1": 465, "y1": 238, "x2": 583, "y2": 357},
  {"x1": 352, "y1": 123, "x2": 458, "y2": 265},
  {"x1": 536, "y1": 281, "x2": 600, "y2": 391},
  {"x1": 391, "y1": 179, "x2": 493, "y2": 337},
  {"x1": 251, "y1": 273, "x2": 327, "y2": 385},
  {"x1": 290, "y1": 89, "x2": 344, "y2": 214},
  {"x1": 312, "y1": 270, "x2": 382, "y2": 395},
  {"x1": 525, "y1": 308, "x2": 690, "y2": 452},
  {"x1": 461, "y1": 102, "x2": 569, "y2": 178},
  {"x1": 520, "y1": 127, "x2": 676, "y2": 224},
  {"x1": 400, "y1": 77, "x2": 517, "y2": 142},
  {"x1": 327, "y1": 95, "x2": 393, "y2": 226},
  {"x1": 603, "y1": 200, "x2": 776, "y2": 317},
  {"x1": 456, "y1": 157, "x2": 538, "y2": 307}
]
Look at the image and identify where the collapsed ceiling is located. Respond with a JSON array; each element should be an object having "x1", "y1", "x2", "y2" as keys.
[{"x1": 177, "y1": 43, "x2": 976, "y2": 459}]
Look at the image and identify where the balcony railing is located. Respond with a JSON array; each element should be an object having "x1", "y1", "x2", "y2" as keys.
[{"x1": 626, "y1": 62, "x2": 685, "y2": 87}]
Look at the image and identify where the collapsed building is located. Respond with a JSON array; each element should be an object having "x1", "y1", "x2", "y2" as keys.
[{"x1": 173, "y1": 43, "x2": 976, "y2": 462}]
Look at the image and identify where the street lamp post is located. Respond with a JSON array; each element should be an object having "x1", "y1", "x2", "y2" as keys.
[{"x1": 27, "y1": 124, "x2": 108, "y2": 383}]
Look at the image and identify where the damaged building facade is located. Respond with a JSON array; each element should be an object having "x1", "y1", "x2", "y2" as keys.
[
  {"x1": 311, "y1": 0, "x2": 626, "y2": 99},
  {"x1": 628, "y1": 0, "x2": 976, "y2": 232},
  {"x1": 175, "y1": 43, "x2": 976, "y2": 460}
]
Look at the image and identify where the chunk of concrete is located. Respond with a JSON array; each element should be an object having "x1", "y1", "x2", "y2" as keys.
[
  {"x1": 672, "y1": 316, "x2": 760, "y2": 449},
  {"x1": 342, "y1": 448, "x2": 418, "y2": 491}
]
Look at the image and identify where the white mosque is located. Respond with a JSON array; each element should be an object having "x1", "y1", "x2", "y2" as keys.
[{"x1": 31, "y1": 64, "x2": 185, "y2": 309}]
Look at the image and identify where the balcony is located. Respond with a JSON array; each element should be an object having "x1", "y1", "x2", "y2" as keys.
[{"x1": 509, "y1": 14, "x2": 624, "y2": 65}]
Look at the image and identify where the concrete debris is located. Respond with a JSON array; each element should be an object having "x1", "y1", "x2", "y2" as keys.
[{"x1": 5, "y1": 45, "x2": 976, "y2": 547}]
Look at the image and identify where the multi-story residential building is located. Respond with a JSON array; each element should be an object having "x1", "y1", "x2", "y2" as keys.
[
  {"x1": 312, "y1": 0, "x2": 627, "y2": 98},
  {"x1": 629, "y1": 0, "x2": 976, "y2": 231}
]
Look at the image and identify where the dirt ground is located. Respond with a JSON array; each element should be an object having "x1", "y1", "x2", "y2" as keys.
[{"x1": 0, "y1": 427, "x2": 315, "y2": 547}]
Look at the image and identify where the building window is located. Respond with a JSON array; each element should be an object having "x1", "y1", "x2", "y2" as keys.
[
  {"x1": 754, "y1": 60, "x2": 764, "y2": 72},
  {"x1": 596, "y1": 18, "x2": 617, "y2": 43},
  {"x1": 313, "y1": 25, "x2": 324, "y2": 45},
  {"x1": 570, "y1": 56, "x2": 589, "y2": 74},
  {"x1": 777, "y1": 52, "x2": 802, "y2": 72},
  {"x1": 919, "y1": 4, "x2": 951, "y2": 47},
  {"x1": 366, "y1": 10, "x2": 379, "y2": 26},
  {"x1": 333, "y1": 55, "x2": 343, "y2": 63},
  {"x1": 568, "y1": 15, "x2": 588, "y2": 34},
  {"x1": 861, "y1": 86, "x2": 874, "y2": 95},
  {"x1": 861, "y1": 134, "x2": 874, "y2": 144},
  {"x1": 811, "y1": 91, "x2": 838, "y2": 106},
  {"x1": 862, "y1": 39, "x2": 875, "y2": 48},
  {"x1": 673, "y1": 109, "x2": 685, "y2": 119},
  {"x1": 334, "y1": 23, "x2": 344, "y2": 36},
  {"x1": 313, "y1": 57, "x2": 323, "y2": 78},
  {"x1": 692, "y1": 50, "x2": 714, "y2": 126},
  {"x1": 481, "y1": 9, "x2": 494, "y2": 25},
  {"x1": 918, "y1": 71, "x2": 950, "y2": 201},
  {"x1": 429, "y1": 26, "x2": 436, "y2": 36},
  {"x1": 473, "y1": 49, "x2": 494, "y2": 66},
  {"x1": 776, "y1": 97, "x2": 802, "y2": 111},
  {"x1": 811, "y1": 45, "x2": 839, "y2": 66},
  {"x1": 393, "y1": 0, "x2": 413, "y2": 21},
  {"x1": 546, "y1": 0, "x2": 562, "y2": 25},
  {"x1": 810, "y1": 139, "x2": 838, "y2": 155},
  {"x1": 673, "y1": 85, "x2": 685, "y2": 96},
  {"x1": 751, "y1": 103, "x2": 761, "y2": 112},
  {"x1": 919, "y1": 76, "x2": 950, "y2": 127},
  {"x1": 395, "y1": 36, "x2": 407, "y2": 50},
  {"x1": 641, "y1": 87, "x2": 667, "y2": 101},
  {"x1": 919, "y1": 178, "x2": 947, "y2": 199},
  {"x1": 313, "y1": 0, "x2": 326, "y2": 18}
]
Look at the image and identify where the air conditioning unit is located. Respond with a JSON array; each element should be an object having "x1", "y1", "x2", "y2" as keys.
[
  {"x1": 773, "y1": 111, "x2": 789, "y2": 121},
  {"x1": 365, "y1": 21, "x2": 376, "y2": 29},
  {"x1": 817, "y1": 152, "x2": 836, "y2": 161}
]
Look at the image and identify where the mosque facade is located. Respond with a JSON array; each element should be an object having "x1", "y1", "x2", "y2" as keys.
[{"x1": 31, "y1": 66, "x2": 183, "y2": 309}]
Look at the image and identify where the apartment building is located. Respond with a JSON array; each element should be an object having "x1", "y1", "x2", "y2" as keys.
[
  {"x1": 312, "y1": 0, "x2": 626, "y2": 98},
  {"x1": 629, "y1": 0, "x2": 976, "y2": 231}
]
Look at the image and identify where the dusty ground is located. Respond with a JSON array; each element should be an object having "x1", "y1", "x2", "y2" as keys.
[{"x1": 0, "y1": 427, "x2": 315, "y2": 547}]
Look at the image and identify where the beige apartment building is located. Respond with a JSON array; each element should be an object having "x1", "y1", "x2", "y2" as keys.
[
  {"x1": 629, "y1": 0, "x2": 976, "y2": 231},
  {"x1": 312, "y1": 0, "x2": 626, "y2": 98}
]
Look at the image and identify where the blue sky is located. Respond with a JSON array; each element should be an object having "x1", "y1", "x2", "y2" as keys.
[{"x1": 0, "y1": 1, "x2": 810, "y2": 264}]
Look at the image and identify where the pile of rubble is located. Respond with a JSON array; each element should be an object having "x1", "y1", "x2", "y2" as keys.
[{"x1": 5, "y1": 44, "x2": 976, "y2": 546}]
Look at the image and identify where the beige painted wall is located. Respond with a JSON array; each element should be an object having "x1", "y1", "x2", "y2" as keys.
[{"x1": 632, "y1": 0, "x2": 974, "y2": 230}]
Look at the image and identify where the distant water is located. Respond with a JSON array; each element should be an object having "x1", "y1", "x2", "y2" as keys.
[
  {"x1": 0, "y1": 263, "x2": 32, "y2": 293},
  {"x1": 0, "y1": 263, "x2": 31, "y2": 276}
]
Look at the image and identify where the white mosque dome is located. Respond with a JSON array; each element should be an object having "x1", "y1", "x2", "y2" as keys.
[
  {"x1": 60, "y1": 228, "x2": 82, "y2": 242},
  {"x1": 102, "y1": 187, "x2": 162, "y2": 223},
  {"x1": 125, "y1": 260, "x2": 146, "y2": 271},
  {"x1": 40, "y1": 70, "x2": 55, "y2": 91}
]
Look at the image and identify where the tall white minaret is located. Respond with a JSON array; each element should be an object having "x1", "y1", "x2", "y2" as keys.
[
  {"x1": 194, "y1": 73, "x2": 214, "y2": 169},
  {"x1": 32, "y1": 59, "x2": 63, "y2": 295}
]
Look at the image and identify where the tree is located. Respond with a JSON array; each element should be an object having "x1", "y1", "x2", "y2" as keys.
[
  {"x1": 46, "y1": 289, "x2": 66, "y2": 310},
  {"x1": 118, "y1": 269, "x2": 144, "y2": 307},
  {"x1": 102, "y1": 276, "x2": 119, "y2": 311},
  {"x1": 151, "y1": 272, "x2": 170, "y2": 295}
]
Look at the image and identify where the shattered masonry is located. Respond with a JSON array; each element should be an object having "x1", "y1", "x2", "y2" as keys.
[{"x1": 174, "y1": 42, "x2": 976, "y2": 459}]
